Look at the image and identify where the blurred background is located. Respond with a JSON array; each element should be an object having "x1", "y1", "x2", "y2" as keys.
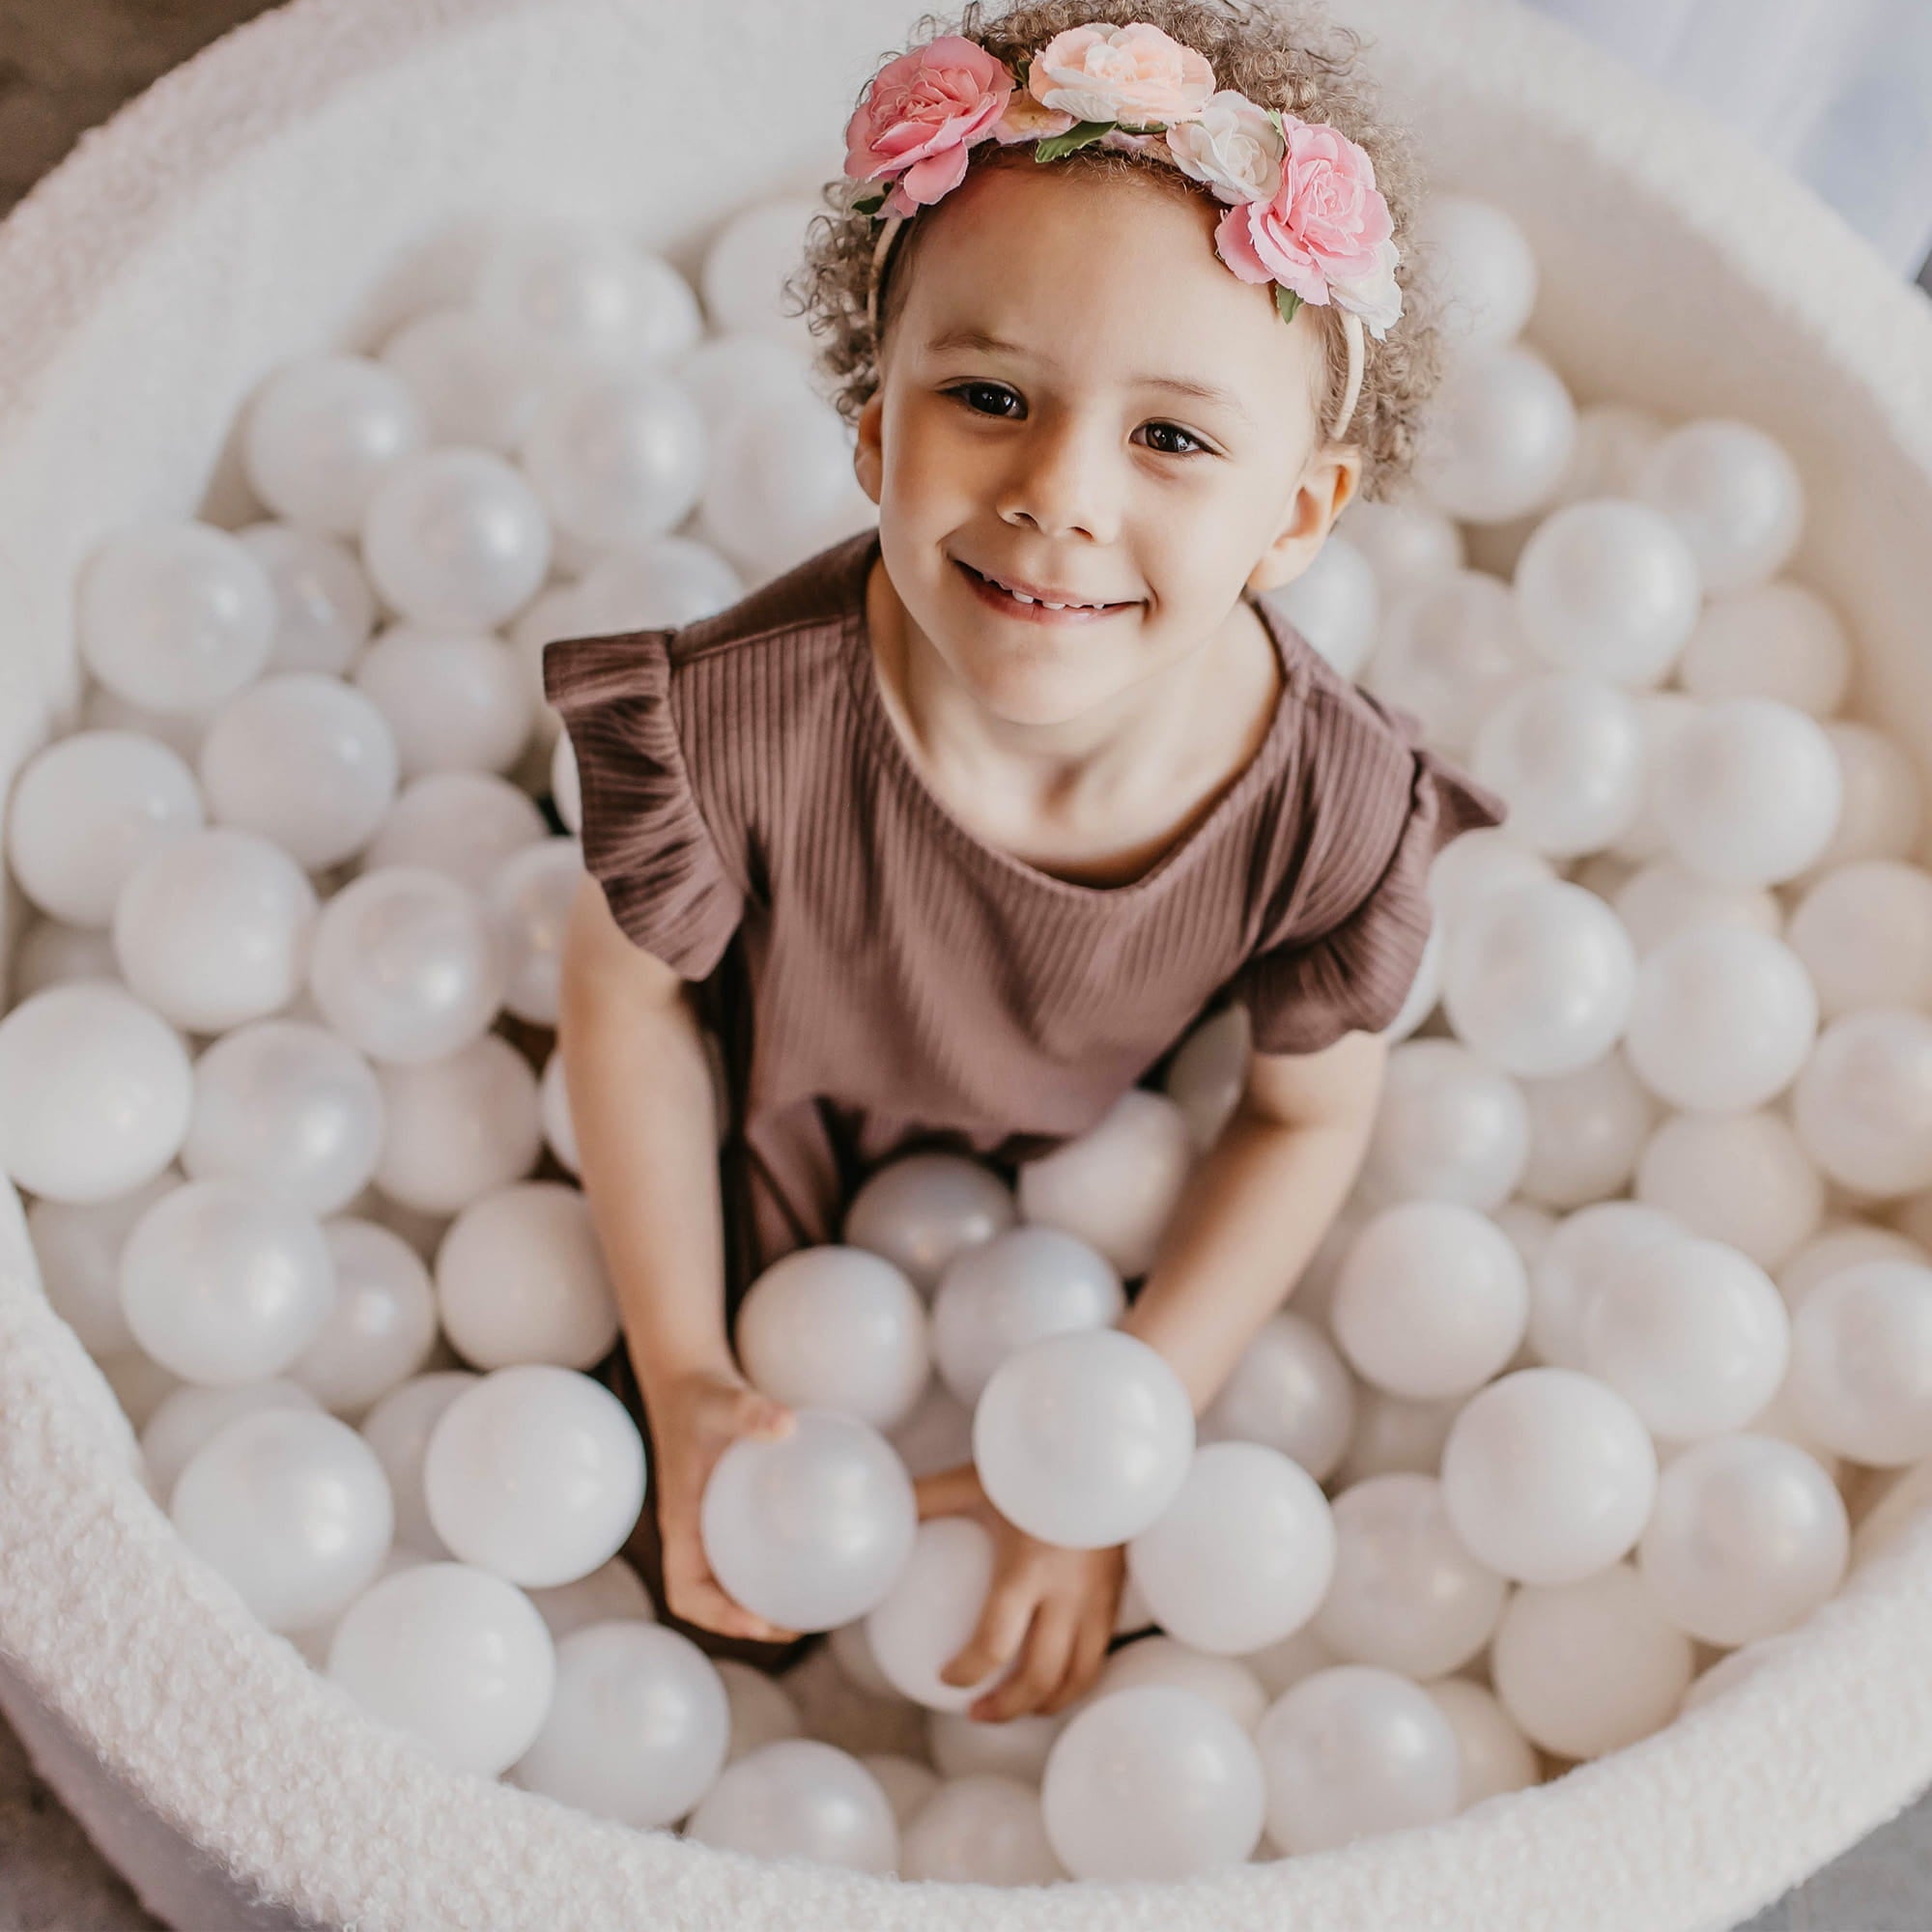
[{"x1": 0, "y1": 2, "x2": 1929, "y2": 1929}]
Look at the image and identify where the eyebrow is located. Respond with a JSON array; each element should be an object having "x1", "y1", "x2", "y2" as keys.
[{"x1": 923, "y1": 326, "x2": 1257, "y2": 427}]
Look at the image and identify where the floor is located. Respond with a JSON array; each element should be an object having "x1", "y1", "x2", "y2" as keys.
[{"x1": 5, "y1": 4, "x2": 1932, "y2": 1928}]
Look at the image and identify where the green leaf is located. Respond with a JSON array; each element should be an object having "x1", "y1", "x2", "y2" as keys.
[
  {"x1": 1033, "y1": 120, "x2": 1116, "y2": 162},
  {"x1": 1274, "y1": 285, "x2": 1303, "y2": 327},
  {"x1": 852, "y1": 190, "x2": 887, "y2": 216}
]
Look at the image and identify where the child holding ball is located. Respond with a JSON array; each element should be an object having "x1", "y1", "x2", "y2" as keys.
[{"x1": 545, "y1": 0, "x2": 1505, "y2": 1724}]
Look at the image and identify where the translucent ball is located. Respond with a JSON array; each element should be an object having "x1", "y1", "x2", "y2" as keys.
[
  {"x1": 237, "y1": 522, "x2": 379, "y2": 678},
  {"x1": 1125, "y1": 1441, "x2": 1334, "y2": 1655},
  {"x1": 1678, "y1": 582, "x2": 1850, "y2": 717},
  {"x1": 1411, "y1": 343, "x2": 1577, "y2": 526},
  {"x1": 1358, "y1": 1038, "x2": 1529, "y2": 1211},
  {"x1": 1425, "y1": 1677, "x2": 1540, "y2": 1806},
  {"x1": 900, "y1": 1774, "x2": 1064, "y2": 1885},
  {"x1": 1491, "y1": 1562, "x2": 1694, "y2": 1759},
  {"x1": 26, "y1": 1171, "x2": 175, "y2": 1355},
  {"x1": 422, "y1": 1364, "x2": 645, "y2": 1587},
  {"x1": 1516, "y1": 1050, "x2": 1655, "y2": 1211},
  {"x1": 1786, "y1": 861, "x2": 1932, "y2": 1018},
  {"x1": 840, "y1": 1151, "x2": 1018, "y2": 1296},
  {"x1": 1528, "y1": 1201, "x2": 1685, "y2": 1369},
  {"x1": 1198, "y1": 1309, "x2": 1355, "y2": 1484},
  {"x1": 699, "y1": 196, "x2": 821, "y2": 344},
  {"x1": 734, "y1": 1244, "x2": 930, "y2": 1430},
  {"x1": 111, "y1": 827, "x2": 315, "y2": 1034},
  {"x1": 549, "y1": 731, "x2": 582, "y2": 834},
  {"x1": 0, "y1": 982, "x2": 190, "y2": 1202},
  {"x1": 670, "y1": 331, "x2": 814, "y2": 442},
  {"x1": 373, "y1": 1034, "x2": 543, "y2": 1219},
  {"x1": 306, "y1": 866, "x2": 503, "y2": 1065},
  {"x1": 377, "y1": 306, "x2": 549, "y2": 452},
  {"x1": 351, "y1": 626, "x2": 532, "y2": 780},
  {"x1": 1623, "y1": 926, "x2": 1818, "y2": 1112},
  {"x1": 478, "y1": 222, "x2": 702, "y2": 370},
  {"x1": 1261, "y1": 532, "x2": 1378, "y2": 680},
  {"x1": 1368, "y1": 569, "x2": 1536, "y2": 758},
  {"x1": 327, "y1": 1559, "x2": 554, "y2": 1775},
  {"x1": 1606, "y1": 690, "x2": 1698, "y2": 864},
  {"x1": 1162, "y1": 1005, "x2": 1251, "y2": 1157},
  {"x1": 1636, "y1": 417, "x2": 1804, "y2": 593},
  {"x1": 1778, "y1": 1222, "x2": 1927, "y2": 1312},
  {"x1": 1311, "y1": 1471, "x2": 1507, "y2": 1678},
  {"x1": 1634, "y1": 1109, "x2": 1824, "y2": 1270},
  {"x1": 1612, "y1": 861, "x2": 1783, "y2": 956},
  {"x1": 183, "y1": 1018, "x2": 382, "y2": 1216},
  {"x1": 243, "y1": 353, "x2": 428, "y2": 535},
  {"x1": 357, "y1": 1370, "x2": 477, "y2": 1552},
  {"x1": 1428, "y1": 827, "x2": 1556, "y2": 936},
  {"x1": 522, "y1": 1555, "x2": 655, "y2": 1643},
  {"x1": 196, "y1": 672, "x2": 398, "y2": 869},
  {"x1": 482, "y1": 837, "x2": 581, "y2": 1027},
  {"x1": 570, "y1": 533, "x2": 746, "y2": 633},
  {"x1": 694, "y1": 389, "x2": 875, "y2": 580},
  {"x1": 1551, "y1": 402, "x2": 1669, "y2": 505},
  {"x1": 1335, "y1": 497, "x2": 1465, "y2": 601},
  {"x1": 119, "y1": 1177, "x2": 336, "y2": 1385},
  {"x1": 360, "y1": 447, "x2": 551, "y2": 631},
  {"x1": 975, "y1": 1328, "x2": 1195, "y2": 1548},
  {"x1": 1439, "y1": 1367, "x2": 1658, "y2": 1583},
  {"x1": 930, "y1": 1225, "x2": 1124, "y2": 1406},
  {"x1": 717, "y1": 1659, "x2": 805, "y2": 1761},
  {"x1": 77, "y1": 519, "x2": 279, "y2": 714},
  {"x1": 6, "y1": 730, "x2": 203, "y2": 927},
  {"x1": 289, "y1": 1217, "x2": 436, "y2": 1414},
  {"x1": 140, "y1": 1377, "x2": 321, "y2": 1505},
  {"x1": 1513, "y1": 497, "x2": 1702, "y2": 688},
  {"x1": 539, "y1": 1049, "x2": 580, "y2": 1176},
  {"x1": 700, "y1": 1407, "x2": 917, "y2": 1631},
  {"x1": 685, "y1": 1737, "x2": 897, "y2": 1873},
  {"x1": 1635, "y1": 1433, "x2": 1847, "y2": 1646},
  {"x1": 1803, "y1": 720, "x2": 1921, "y2": 876},
  {"x1": 1791, "y1": 1009, "x2": 1932, "y2": 1198},
  {"x1": 435, "y1": 1175, "x2": 614, "y2": 1376},
  {"x1": 1789, "y1": 1260, "x2": 1932, "y2": 1463},
  {"x1": 886, "y1": 1378, "x2": 976, "y2": 1481},
  {"x1": 1653, "y1": 696, "x2": 1841, "y2": 887},
  {"x1": 1442, "y1": 879, "x2": 1637, "y2": 1076},
  {"x1": 1253, "y1": 1664, "x2": 1461, "y2": 1854},
  {"x1": 1013, "y1": 1088, "x2": 1195, "y2": 1281},
  {"x1": 862, "y1": 1752, "x2": 939, "y2": 1829},
  {"x1": 1097, "y1": 1634, "x2": 1268, "y2": 1732},
  {"x1": 865, "y1": 1517, "x2": 1010, "y2": 1713},
  {"x1": 1414, "y1": 193, "x2": 1538, "y2": 350},
  {"x1": 1580, "y1": 1236, "x2": 1789, "y2": 1439},
  {"x1": 360, "y1": 770, "x2": 548, "y2": 893},
  {"x1": 1041, "y1": 1686, "x2": 1264, "y2": 1879},
  {"x1": 169, "y1": 1405, "x2": 391, "y2": 1629},
  {"x1": 511, "y1": 1621, "x2": 728, "y2": 1827},
  {"x1": 8, "y1": 916, "x2": 122, "y2": 1000},
  {"x1": 520, "y1": 366, "x2": 706, "y2": 550},
  {"x1": 1470, "y1": 671, "x2": 1648, "y2": 859}
]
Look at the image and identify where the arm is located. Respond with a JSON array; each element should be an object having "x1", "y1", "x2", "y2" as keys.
[{"x1": 556, "y1": 874, "x2": 798, "y2": 1644}]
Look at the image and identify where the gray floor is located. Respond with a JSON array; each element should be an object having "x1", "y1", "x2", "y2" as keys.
[{"x1": 6, "y1": 5, "x2": 1932, "y2": 1929}]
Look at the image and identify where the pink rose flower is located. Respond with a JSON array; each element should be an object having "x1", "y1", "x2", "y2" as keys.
[
  {"x1": 844, "y1": 36, "x2": 1014, "y2": 217},
  {"x1": 1026, "y1": 21, "x2": 1215, "y2": 130},
  {"x1": 1212, "y1": 114, "x2": 1398, "y2": 330}
]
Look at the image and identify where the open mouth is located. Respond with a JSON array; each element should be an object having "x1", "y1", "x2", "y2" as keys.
[{"x1": 953, "y1": 556, "x2": 1137, "y2": 622}]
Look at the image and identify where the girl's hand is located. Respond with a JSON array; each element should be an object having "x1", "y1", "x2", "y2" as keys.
[
  {"x1": 913, "y1": 1461, "x2": 1124, "y2": 1723},
  {"x1": 649, "y1": 1367, "x2": 802, "y2": 1645}
]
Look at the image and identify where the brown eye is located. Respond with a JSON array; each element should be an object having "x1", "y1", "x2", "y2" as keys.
[
  {"x1": 1138, "y1": 420, "x2": 1208, "y2": 458},
  {"x1": 948, "y1": 381, "x2": 1022, "y2": 417}
]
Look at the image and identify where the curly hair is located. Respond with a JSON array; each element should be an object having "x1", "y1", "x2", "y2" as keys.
[{"x1": 780, "y1": 0, "x2": 1445, "y2": 501}]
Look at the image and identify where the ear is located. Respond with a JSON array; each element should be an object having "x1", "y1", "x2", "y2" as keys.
[
  {"x1": 853, "y1": 389, "x2": 886, "y2": 507},
  {"x1": 1246, "y1": 443, "x2": 1363, "y2": 597}
]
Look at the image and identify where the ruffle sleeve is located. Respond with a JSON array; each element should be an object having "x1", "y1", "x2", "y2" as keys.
[
  {"x1": 542, "y1": 629, "x2": 746, "y2": 980},
  {"x1": 1233, "y1": 730, "x2": 1509, "y2": 1057}
]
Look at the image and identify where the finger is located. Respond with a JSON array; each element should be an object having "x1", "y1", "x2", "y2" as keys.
[
  {"x1": 940, "y1": 1575, "x2": 1037, "y2": 1690},
  {"x1": 974, "y1": 1598, "x2": 1078, "y2": 1723},
  {"x1": 1040, "y1": 1608, "x2": 1115, "y2": 1717},
  {"x1": 662, "y1": 1535, "x2": 799, "y2": 1644},
  {"x1": 739, "y1": 1390, "x2": 795, "y2": 1440},
  {"x1": 913, "y1": 1463, "x2": 981, "y2": 1522}
]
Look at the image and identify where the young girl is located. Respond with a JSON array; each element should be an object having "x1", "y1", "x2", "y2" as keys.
[{"x1": 544, "y1": 0, "x2": 1506, "y2": 1727}]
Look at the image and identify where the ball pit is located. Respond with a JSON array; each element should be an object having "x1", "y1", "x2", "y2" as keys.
[{"x1": 9, "y1": 0, "x2": 1932, "y2": 1927}]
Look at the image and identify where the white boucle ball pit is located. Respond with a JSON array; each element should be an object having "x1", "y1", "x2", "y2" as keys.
[{"x1": 6, "y1": 0, "x2": 1932, "y2": 1926}]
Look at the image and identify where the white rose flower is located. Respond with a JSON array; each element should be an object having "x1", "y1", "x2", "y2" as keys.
[
  {"x1": 1328, "y1": 235, "x2": 1404, "y2": 340},
  {"x1": 1164, "y1": 90, "x2": 1285, "y2": 205}
]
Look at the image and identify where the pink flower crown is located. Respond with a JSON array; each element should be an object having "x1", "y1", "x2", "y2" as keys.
[{"x1": 842, "y1": 19, "x2": 1404, "y2": 442}]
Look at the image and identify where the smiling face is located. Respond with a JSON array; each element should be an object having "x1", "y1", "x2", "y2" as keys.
[{"x1": 853, "y1": 153, "x2": 1362, "y2": 727}]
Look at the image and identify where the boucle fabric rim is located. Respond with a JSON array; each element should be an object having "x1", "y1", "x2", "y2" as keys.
[{"x1": 3, "y1": 0, "x2": 1932, "y2": 1926}]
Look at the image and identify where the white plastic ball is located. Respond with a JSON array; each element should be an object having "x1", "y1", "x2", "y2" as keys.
[
  {"x1": 237, "y1": 522, "x2": 379, "y2": 677},
  {"x1": 243, "y1": 354, "x2": 428, "y2": 535},
  {"x1": 140, "y1": 1377, "x2": 321, "y2": 1505},
  {"x1": 1424, "y1": 1677, "x2": 1539, "y2": 1806},
  {"x1": 716, "y1": 1659, "x2": 805, "y2": 1761},
  {"x1": 1516, "y1": 1049, "x2": 1655, "y2": 1210},
  {"x1": 570, "y1": 533, "x2": 746, "y2": 633},
  {"x1": 327, "y1": 1559, "x2": 554, "y2": 1776},
  {"x1": 1470, "y1": 671, "x2": 1647, "y2": 859},
  {"x1": 360, "y1": 769, "x2": 548, "y2": 892},
  {"x1": 865, "y1": 1517, "x2": 1011, "y2": 1713},
  {"x1": 1678, "y1": 581, "x2": 1851, "y2": 716},
  {"x1": 861, "y1": 1753, "x2": 939, "y2": 1830},
  {"x1": 1161, "y1": 1004, "x2": 1251, "y2": 1157},
  {"x1": 1786, "y1": 861, "x2": 1932, "y2": 1017},
  {"x1": 482, "y1": 837, "x2": 581, "y2": 1027},
  {"x1": 1261, "y1": 532, "x2": 1378, "y2": 680},
  {"x1": 1335, "y1": 497, "x2": 1464, "y2": 600},
  {"x1": 8, "y1": 916, "x2": 122, "y2": 999},
  {"x1": 1367, "y1": 568, "x2": 1536, "y2": 757},
  {"x1": 1789, "y1": 1260, "x2": 1932, "y2": 1463},
  {"x1": 1413, "y1": 194, "x2": 1538, "y2": 349},
  {"x1": 670, "y1": 331, "x2": 812, "y2": 441},
  {"x1": 1634, "y1": 1109, "x2": 1825, "y2": 1269},
  {"x1": 684, "y1": 1738, "x2": 896, "y2": 1873},
  {"x1": 478, "y1": 223, "x2": 701, "y2": 370},
  {"x1": 1197, "y1": 1309, "x2": 1355, "y2": 1483},
  {"x1": 171, "y1": 1406, "x2": 392, "y2": 1630},
  {"x1": 1527, "y1": 1201, "x2": 1686, "y2": 1370},
  {"x1": 1802, "y1": 720, "x2": 1921, "y2": 876},
  {"x1": 1096, "y1": 1635, "x2": 1268, "y2": 1733},
  {"x1": 1791, "y1": 1009, "x2": 1932, "y2": 1198},
  {"x1": 1611, "y1": 861, "x2": 1783, "y2": 956},
  {"x1": 373, "y1": 1035, "x2": 543, "y2": 1219},
  {"x1": 886, "y1": 1378, "x2": 976, "y2": 1481},
  {"x1": 357, "y1": 1370, "x2": 477, "y2": 1553},
  {"x1": 1357, "y1": 1038, "x2": 1529, "y2": 1210},
  {"x1": 1550, "y1": 402, "x2": 1669, "y2": 506},
  {"x1": 1041, "y1": 1686, "x2": 1264, "y2": 1879},
  {"x1": 1439, "y1": 1367, "x2": 1658, "y2": 1583},
  {"x1": 25, "y1": 1171, "x2": 175, "y2": 1355},
  {"x1": 900, "y1": 1774, "x2": 1064, "y2": 1885},
  {"x1": 377, "y1": 306, "x2": 549, "y2": 452},
  {"x1": 538, "y1": 1049, "x2": 579, "y2": 1175},
  {"x1": 699, "y1": 196, "x2": 821, "y2": 344},
  {"x1": 520, "y1": 365, "x2": 706, "y2": 550},
  {"x1": 1428, "y1": 827, "x2": 1556, "y2": 935},
  {"x1": 1411, "y1": 343, "x2": 1577, "y2": 525},
  {"x1": 422, "y1": 1364, "x2": 646, "y2": 1587},
  {"x1": 1636, "y1": 417, "x2": 1804, "y2": 593},
  {"x1": 352, "y1": 625, "x2": 532, "y2": 780},
  {"x1": 974, "y1": 1328, "x2": 1195, "y2": 1548},
  {"x1": 291, "y1": 1217, "x2": 437, "y2": 1414},
  {"x1": 840, "y1": 1151, "x2": 1018, "y2": 1295}
]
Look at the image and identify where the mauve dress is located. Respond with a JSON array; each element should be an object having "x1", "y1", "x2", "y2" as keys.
[{"x1": 542, "y1": 522, "x2": 1507, "y2": 1666}]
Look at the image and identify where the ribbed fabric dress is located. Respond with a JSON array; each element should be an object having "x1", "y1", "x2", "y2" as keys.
[{"x1": 542, "y1": 521, "x2": 1507, "y2": 1666}]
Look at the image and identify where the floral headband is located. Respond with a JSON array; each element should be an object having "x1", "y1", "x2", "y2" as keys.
[{"x1": 842, "y1": 19, "x2": 1405, "y2": 443}]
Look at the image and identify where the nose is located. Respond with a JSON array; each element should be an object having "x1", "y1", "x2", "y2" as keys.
[{"x1": 995, "y1": 406, "x2": 1122, "y2": 545}]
